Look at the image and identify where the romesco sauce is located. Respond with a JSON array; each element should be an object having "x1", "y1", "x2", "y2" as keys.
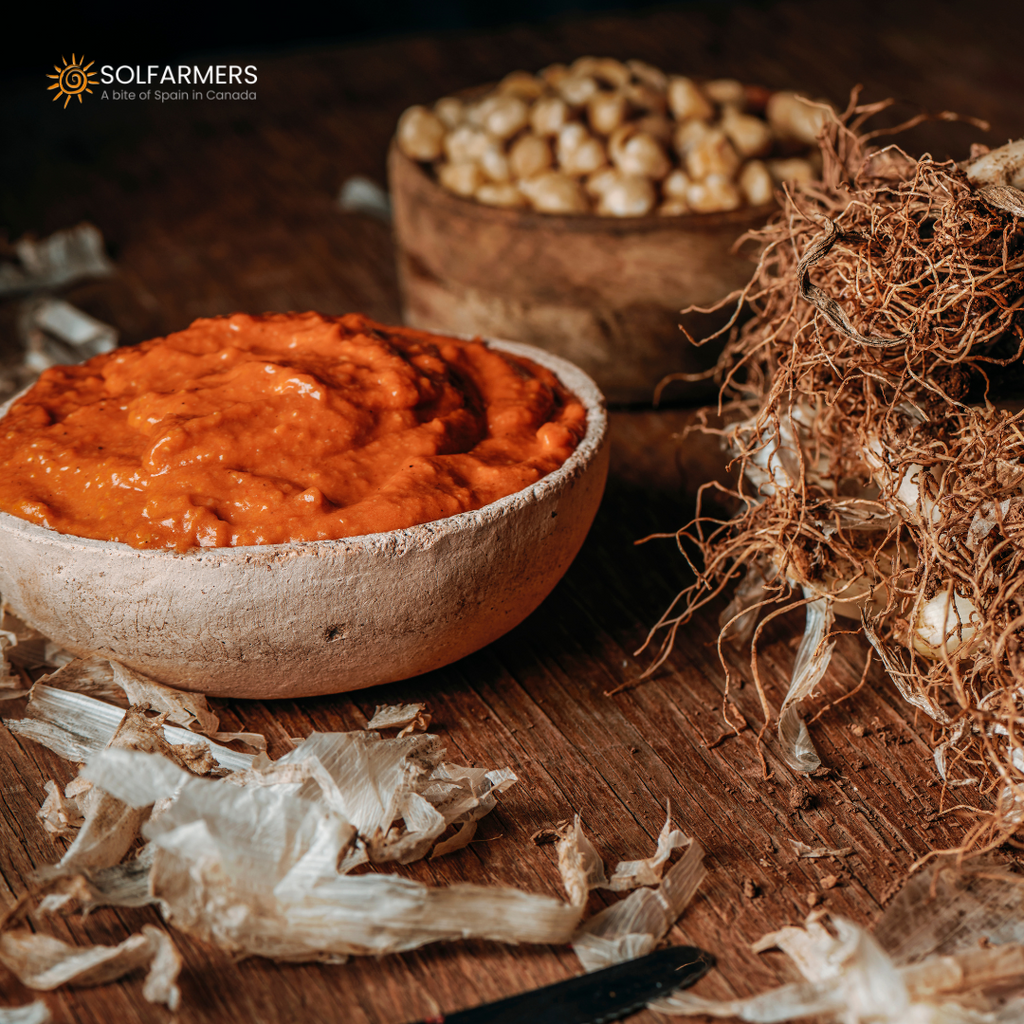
[{"x1": 0, "y1": 312, "x2": 587, "y2": 551}]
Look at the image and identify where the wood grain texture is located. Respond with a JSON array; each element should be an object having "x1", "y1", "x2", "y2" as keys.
[{"x1": 2, "y1": 3, "x2": 1023, "y2": 1021}]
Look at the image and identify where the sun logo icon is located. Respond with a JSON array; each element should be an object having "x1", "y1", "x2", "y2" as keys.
[{"x1": 47, "y1": 54, "x2": 97, "y2": 108}]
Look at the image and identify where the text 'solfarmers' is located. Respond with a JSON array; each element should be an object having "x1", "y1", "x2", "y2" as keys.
[{"x1": 99, "y1": 65, "x2": 258, "y2": 86}]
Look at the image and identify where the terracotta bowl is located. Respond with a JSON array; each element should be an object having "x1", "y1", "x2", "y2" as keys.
[
  {"x1": 389, "y1": 144, "x2": 772, "y2": 405},
  {"x1": 0, "y1": 339, "x2": 608, "y2": 699}
]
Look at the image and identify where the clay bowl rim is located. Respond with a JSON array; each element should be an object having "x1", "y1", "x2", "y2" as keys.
[
  {"x1": 0, "y1": 336, "x2": 609, "y2": 562},
  {"x1": 389, "y1": 142, "x2": 777, "y2": 238}
]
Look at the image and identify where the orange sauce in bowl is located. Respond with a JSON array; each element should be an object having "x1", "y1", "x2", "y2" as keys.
[{"x1": 0, "y1": 312, "x2": 587, "y2": 550}]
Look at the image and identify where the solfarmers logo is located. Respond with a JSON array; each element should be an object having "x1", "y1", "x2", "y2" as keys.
[
  {"x1": 46, "y1": 57, "x2": 257, "y2": 106},
  {"x1": 47, "y1": 54, "x2": 98, "y2": 107}
]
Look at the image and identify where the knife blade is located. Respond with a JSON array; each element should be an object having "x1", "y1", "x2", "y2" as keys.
[{"x1": 414, "y1": 944, "x2": 714, "y2": 1024}]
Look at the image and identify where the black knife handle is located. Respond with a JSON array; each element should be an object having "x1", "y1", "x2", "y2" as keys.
[{"x1": 413, "y1": 945, "x2": 714, "y2": 1024}]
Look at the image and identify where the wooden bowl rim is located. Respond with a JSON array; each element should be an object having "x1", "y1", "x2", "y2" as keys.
[{"x1": 0, "y1": 336, "x2": 608, "y2": 562}]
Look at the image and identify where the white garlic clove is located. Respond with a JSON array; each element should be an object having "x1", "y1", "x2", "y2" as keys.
[
  {"x1": 438, "y1": 161, "x2": 485, "y2": 197},
  {"x1": 597, "y1": 175, "x2": 656, "y2": 217},
  {"x1": 913, "y1": 590, "x2": 980, "y2": 660},
  {"x1": 396, "y1": 105, "x2": 447, "y2": 162},
  {"x1": 433, "y1": 96, "x2": 465, "y2": 130},
  {"x1": 475, "y1": 182, "x2": 527, "y2": 208},
  {"x1": 530, "y1": 96, "x2": 572, "y2": 137},
  {"x1": 738, "y1": 160, "x2": 775, "y2": 206},
  {"x1": 662, "y1": 168, "x2": 691, "y2": 199},
  {"x1": 667, "y1": 76, "x2": 714, "y2": 122},
  {"x1": 704, "y1": 78, "x2": 746, "y2": 108},
  {"x1": 587, "y1": 91, "x2": 627, "y2": 135},
  {"x1": 721, "y1": 108, "x2": 774, "y2": 158},
  {"x1": 767, "y1": 157, "x2": 816, "y2": 184},
  {"x1": 519, "y1": 171, "x2": 590, "y2": 213},
  {"x1": 964, "y1": 137, "x2": 1024, "y2": 188},
  {"x1": 685, "y1": 173, "x2": 742, "y2": 213},
  {"x1": 483, "y1": 95, "x2": 530, "y2": 140},
  {"x1": 508, "y1": 132, "x2": 552, "y2": 179},
  {"x1": 766, "y1": 91, "x2": 829, "y2": 146},
  {"x1": 684, "y1": 128, "x2": 741, "y2": 181}
]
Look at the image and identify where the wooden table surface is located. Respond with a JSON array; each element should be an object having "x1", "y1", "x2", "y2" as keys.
[{"x1": 2, "y1": 3, "x2": 1024, "y2": 1021}]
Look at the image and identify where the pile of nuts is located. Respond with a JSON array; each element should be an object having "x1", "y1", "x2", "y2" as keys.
[{"x1": 395, "y1": 57, "x2": 826, "y2": 216}]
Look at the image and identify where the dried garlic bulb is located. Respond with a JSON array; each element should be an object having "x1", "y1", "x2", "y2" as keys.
[{"x1": 396, "y1": 58, "x2": 827, "y2": 216}]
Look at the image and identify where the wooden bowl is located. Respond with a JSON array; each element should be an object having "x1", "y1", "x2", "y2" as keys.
[
  {"x1": 0, "y1": 339, "x2": 608, "y2": 700},
  {"x1": 389, "y1": 145, "x2": 772, "y2": 405}
]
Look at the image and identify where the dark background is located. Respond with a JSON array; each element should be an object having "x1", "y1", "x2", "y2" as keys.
[
  {"x1": 3, "y1": 0, "x2": 1023, "y2": 348},
  {"x1": 10, "y1": 1, "x2": 753, "y2": 77}
]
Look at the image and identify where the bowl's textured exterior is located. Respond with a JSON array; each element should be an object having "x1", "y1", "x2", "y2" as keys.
[
  {"x1": 390, "y1": 144, "x2": 771, "y2": 405},
  {"x1": 0, "y1": 339, "x2": 608, "y2": 699}
]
